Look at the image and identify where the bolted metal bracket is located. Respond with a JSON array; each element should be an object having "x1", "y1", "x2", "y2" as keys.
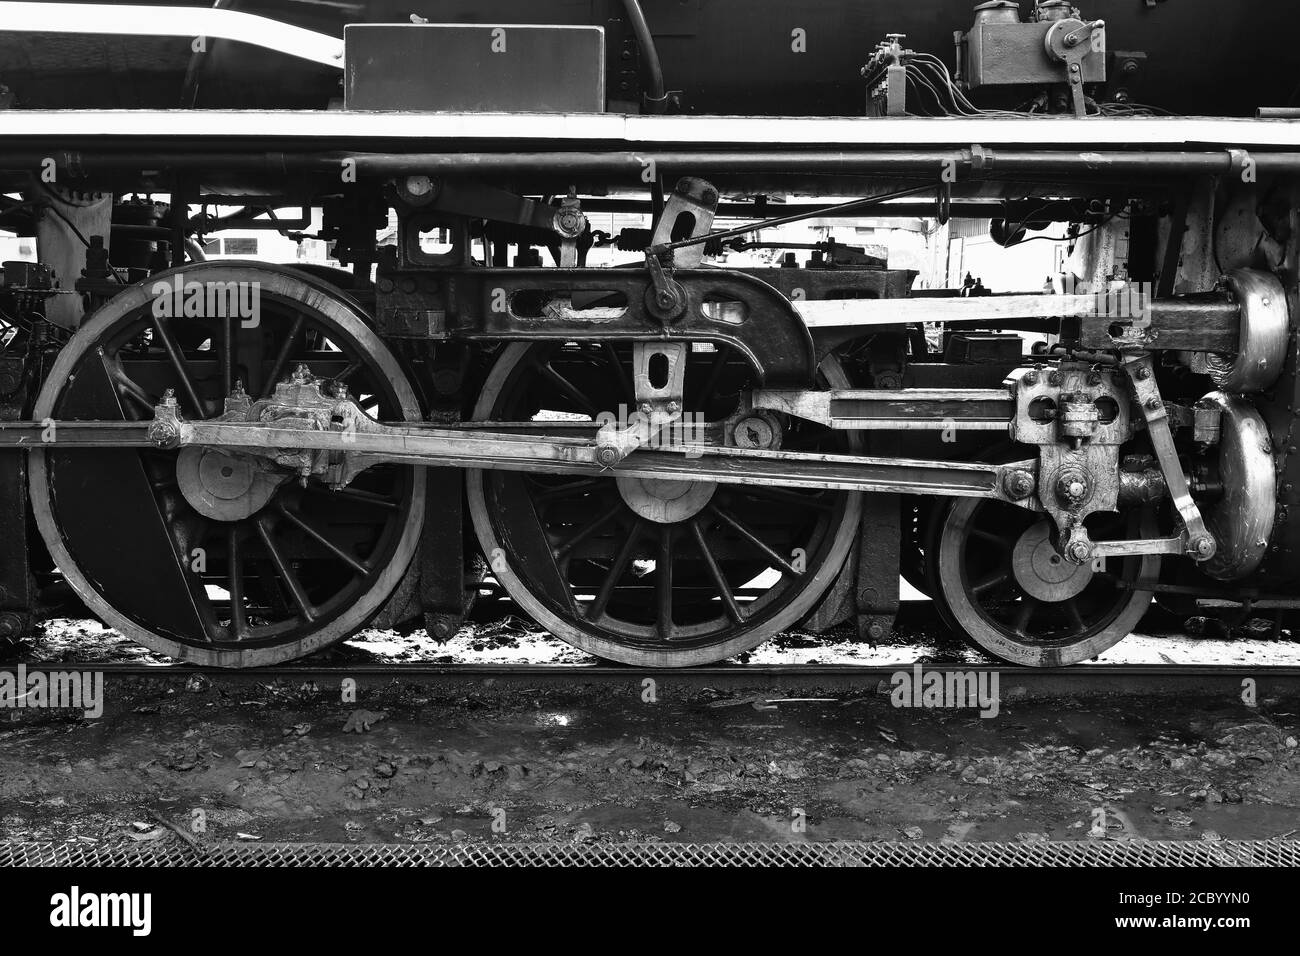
[
  {"x1": 643, "y1": 250, "x2": 688, "y2": 323},
  {"x1": 1008, "y1": 360, "x2": 1130, "y2": 562},
  {"x1": 1122, "y1": 351, "x2": 1217, "y2": 562},
  {"x1": 594, "y1": 341, "x2": 689, "y2": 467}
]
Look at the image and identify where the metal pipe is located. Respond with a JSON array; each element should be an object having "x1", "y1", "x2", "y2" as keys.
[
  {"x1": 619, "y1": 0, "x2": 667, "y2": 114},
  {"x1": 15, "y1": 148, "x2": 1300, "y2": 177},
  {"x1": 650, "y1": 183, "x2": 938, "y2": 254},
  {"x1": 569, "y1": 198, "x2": 1091, "y2": 220}
]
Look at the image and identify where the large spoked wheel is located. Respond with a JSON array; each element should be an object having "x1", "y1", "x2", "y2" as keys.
[
  {"x1": 30, "y1": 261, "x2": 425, "y2": 667},
  {"x1": 467, "y1": 341, "x2": 862, "y2": 667},
  {"x1": 932, "y1": 497, "x2": 1159, "y2": 667}
]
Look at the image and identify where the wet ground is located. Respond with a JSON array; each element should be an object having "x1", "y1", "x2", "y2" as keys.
[
  {"x1": 3, "y1": 603, "x2": 1298, "y2": 850},
  {"x1": 1, "y1": 663, "x2": 1298, "y2": 848}
]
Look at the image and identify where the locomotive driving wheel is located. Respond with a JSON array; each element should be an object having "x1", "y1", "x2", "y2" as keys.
[
  {"x1": 29, "y1": 262, "x2": 426, "y2": 666},
  {"x1": 931, "y1": 497, "x2": 1159, "y2": 667},
  {"x1": 467, "y1": 341, "x2": 862, "y2": 666}
]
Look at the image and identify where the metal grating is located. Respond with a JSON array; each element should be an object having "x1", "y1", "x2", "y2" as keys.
[{"x1": 2, "y1": 839, "x2": 1296, "y2": 867}]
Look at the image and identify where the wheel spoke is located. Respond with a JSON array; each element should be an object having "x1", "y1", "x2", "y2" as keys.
[
  {"x1": 538, "y1": 362, "x2": 599, "y2": 418},
  {"x1": 255, "y1": 519, "x2": 316, "y2": 622},
  {"x1": 226, "y1": 525, "x2": 246, "y2": 641},
  {"x1": 336, "y1": 358, "x2": 363, "y2": 383},
  {"x1": 585, "y1": 520, "x2": 642, "y2": 621},
  {"x1": 694, "y1": 345, "x2": 731, "y2": 411},
  {"x1": 103, "y1": 356, "x2": 155, "y2": 418},
  {"x1": 222, "y1": 314, "x2": 236, "y2": 396},
  {"x1": 971, "y1": 568, "x2": 1012, "y2": 597},
  {"x1": 690, "y1": 519, "x2": 745, "y2": 624},
  {"x1": 738, "y1": 485, "x2": 834, "y2": 512},
  {"x1": 1063, "y1": 598, "x2": 1086, "y2": 632},
  {"x1": 276, "y1": 503, "x2": 370, "y2": 576},
  {"x1": 1012, "y1": 597, "x2": 1039, "y2": 635},
  {"x1": 602, "y1": 343, "x2": 634, "y2": 406},
  {"x1": 304, "y1": 484, "x2": 397, "y2": 511},
  {"x1": 533, "y1": 477, "x2": 604, "y2": 505},
  {"x1": 261, "y1": 314, "x2": 305, "y2": 398},
  {"x1": 555, "y1": 501, "x2": 623, "y2": 559},
  {"x1": 707, "y1": 503, "x2": 802, "y2": 577},
  {"x1": 970, "y1": 528, "x2": 1012, "y2": 551},
  {"x1": 151, "y1": 316, "x2": 205, "y2": 416},
  {"x1": 656, "y1": 526, "x2": 676, "y2": 639}
]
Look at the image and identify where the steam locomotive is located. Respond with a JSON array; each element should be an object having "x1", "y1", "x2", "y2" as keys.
[{"x1": 0, "y1": 0, "x2": 1295, "y2": 668}]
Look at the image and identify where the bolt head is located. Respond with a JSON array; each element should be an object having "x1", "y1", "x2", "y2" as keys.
[
  {"x1": 148, "y1": 420, "x2": 180, "y2": 448},
  {"x1": 404, "y1": 174, "x2": 435, "y2": 198},
  {"x1": 1066, "y1": 541, "x2": 1092, "y2": 564},
  {"x1": 554, "y1": 207, "x2": 585, "y2": 238},
  {"x1": 1003, "y1": 470, "x2": 1035, "y2": 499}
]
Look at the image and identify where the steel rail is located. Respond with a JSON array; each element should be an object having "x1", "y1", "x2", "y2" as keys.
[{"x1": 2, "y1": 661, "x2": 1297, "y2": 700}]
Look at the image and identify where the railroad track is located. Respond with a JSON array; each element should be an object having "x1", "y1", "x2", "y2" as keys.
[{"x1": 3, "y1": 661, "x2": 1299, "y2": 700}]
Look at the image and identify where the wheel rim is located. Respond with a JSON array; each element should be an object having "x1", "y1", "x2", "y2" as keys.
[
  {"x1": 935, "y1": 497, "x2": 1159, "y2": 666},
  {"x1": 467, "y1": 341, "x2": 862, "y2": 666},
  {"x1": 29, "y1": 261, "x2": 426, "y2": 666}
]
